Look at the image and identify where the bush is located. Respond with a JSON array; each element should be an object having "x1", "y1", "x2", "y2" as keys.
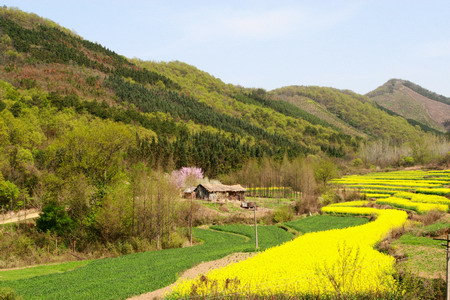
[
  {"x1": 400, "y1": 156, "x2": 415, "y2": 166},
  {"x1": 273, "y1": 206, "x2": 294, "y2": 223},
  {"x1": 0, "y1": 180, "x2": 19, "y2": 207},
  {"x1": 36, "y1": 202, "x2": 74, "y2": 236},
  {"x1": 395, "y1": 268, "x2": 446, "y2": 300},
  {"x1": 0, "y1": 288, "x2": 22, "y2": 300},
  {"x1": 352, "y1": 158, "x2": 363, "y2": 167},
  {"x1": 319, "y1": 190, "x2": 341, "y2": 206}
]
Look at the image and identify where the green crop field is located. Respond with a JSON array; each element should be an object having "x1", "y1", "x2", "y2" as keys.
[
  {"x1": 209, "y1": 224, "x2": 293, "y2": 250},
  {"x1": 284, "y1": 215, "x2": 369, "y2": 234},
  {"x1": 0, "y1": 261, "x2": 90, "y2": 282},
  {"x1": 0, "y1": 226, "x2": 292, "y2": 300}
]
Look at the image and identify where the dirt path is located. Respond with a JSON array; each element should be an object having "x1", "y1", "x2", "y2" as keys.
[
  {"x1": 128, "y1": 252, "x2": 255, "y2": 300},
  {"x1": 0, "y1": 209, "x2": 40, "y2": 225}
]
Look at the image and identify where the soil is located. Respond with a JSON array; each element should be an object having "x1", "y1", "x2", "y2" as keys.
[{"x1": 128, "y1": 252, "x2": 255, "y2": 300}]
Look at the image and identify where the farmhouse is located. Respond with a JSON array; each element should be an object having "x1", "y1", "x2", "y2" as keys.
[
  {"x1": 183, "y1": 186, "x2": 196, "y2": 199},
  {"x1": 195, "y1": 183, "x2": 246, "y2": 201}
]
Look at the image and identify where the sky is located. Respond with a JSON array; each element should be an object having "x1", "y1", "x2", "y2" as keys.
[{"x1": 2, "y1": 0, "x2": 450, "y2": 96}]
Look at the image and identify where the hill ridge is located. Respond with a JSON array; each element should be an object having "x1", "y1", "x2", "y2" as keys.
[{"x1": 367, "y1": 79, "x2": 450, "y2": 132}]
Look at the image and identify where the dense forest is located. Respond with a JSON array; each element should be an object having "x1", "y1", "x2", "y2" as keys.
[{"x1": 0, "y1": 6, "x2": 449, "y2": 268}]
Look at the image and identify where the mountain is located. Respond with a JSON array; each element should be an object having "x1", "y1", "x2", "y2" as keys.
[
  {"x1": 367, "y1": 79, "x2": 450, "y2": 133},
  {"x1": 0, "y1": 6, "x2": 429, "y2": 183},
  {"x1": 269, "y1": 86, "x2": 423, "y2": 143}
]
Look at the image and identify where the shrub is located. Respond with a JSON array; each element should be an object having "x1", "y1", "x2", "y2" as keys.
[
  {"x1": 395, "y1": 268, "x2": 446, "y2": 300},
  {"x1": 352, "y1": 158, "x2": 363, "y2": 167},
  {"x1": 0, "y1": 180, "x2": 19, "y2": 207},
  {"x1": 400, "y1": 156, "x2": 415, "y2": 166},
  {"x1": 36, "y1": 202, "x2": 74, "y2": 236},
  {"x1": 0, "y1": 288, "x2": 22, "y2": 300},
  {"x1": 273, "y1": 206, "x2": 294, "y2": 223},
  {"x1": 319, "y1": 190, "x2": 341, "y2": 206}
]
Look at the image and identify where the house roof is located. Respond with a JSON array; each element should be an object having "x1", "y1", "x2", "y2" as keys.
[
  {"x1": 197, "y1": 183, "x2": 246, "y2": 192},
  {"x1": 183, "y1": 187, "x2": 196, "y2": 193}
]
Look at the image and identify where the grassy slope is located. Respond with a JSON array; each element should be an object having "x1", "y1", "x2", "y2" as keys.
[
  {"x1": 271, "y1": 86, "x2": 424, "y2": 142},
  {"x1": 373, "y1": 88, "x2": 441, "y2": 130},
  {"x1": 272, "y1": 92, "x2": 367, "y2": 138},
  {"x1": 367, "y1": 79, "x2": 450, "y2": 132}
]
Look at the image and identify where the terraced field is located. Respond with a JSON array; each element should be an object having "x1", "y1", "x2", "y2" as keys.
[{"x1": 333, "y1": 170, "x2": 450, "y2": 213}]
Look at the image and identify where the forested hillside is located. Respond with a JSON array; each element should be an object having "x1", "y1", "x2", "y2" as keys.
[
  {"x1": 0, "y1": 7, "x2": 369, "y2": 177},
  {"x1": 367, "y1": 79, "x2": 450, "y2": 133},
  {"x1": 270, "y1": 86, "x2": 425, "y2": 143}
]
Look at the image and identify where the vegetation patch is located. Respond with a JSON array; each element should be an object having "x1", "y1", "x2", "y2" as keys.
[
  {"x1": 393, "y1": 238, "x2": 445, "y2": 279},
  {"x1": 0, "y1": 260, "x2": 90, "y2": 282}
]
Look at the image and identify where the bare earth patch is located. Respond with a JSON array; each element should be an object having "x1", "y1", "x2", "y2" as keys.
[{"x1": 128, "y1": 252, "x2": 255, "y2": 300}]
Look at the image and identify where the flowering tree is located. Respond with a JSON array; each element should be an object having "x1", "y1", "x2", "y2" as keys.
[{"x1": 171, "y1": 167, "x2": 204, "y2": 189}]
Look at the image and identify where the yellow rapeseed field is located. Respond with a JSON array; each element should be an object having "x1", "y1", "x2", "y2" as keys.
[
  {"x1": 376, "y1": 197, "x2": 448, "y2": 213},
  {"x1": 328, "y1": 200, "x2": 369, "y2": 207},
  {"x1": 169, "y1": 205, "x2": 408, "y2": 298},
  {"x1": 394, "y1": 191, "x2": 450, "y2": 205}
]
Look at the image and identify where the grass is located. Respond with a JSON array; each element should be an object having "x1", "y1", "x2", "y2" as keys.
[
  {"x1": 392, "y1": 213, "x2": 449, "y2": 279},
  {"x1": 393, "y1": 235, "x2": 446, "y2": 278},
  {"x1": 417, "y1": 222, "x2": 450, "y2": 236},
  {"x1": 209, "y1": 224, "x2": 293, "y2": 250},
  {"x1": 0, "y1": 260, "x2": 91, "y2": 281},
  {"x1": 0, "y1": 223, "x2": 19, "y2": 231},
  {"x1": 396, "y1": 234, "x2": 443, "y2": 247},
  {"x1": 200, "y1": 201, "x2": 241, "y2": 212},
  {"x1": 284, "y1": 215, "x2": 369, "y2": 234},
  {"x1": 0, "y1": 226, "x2": 290, "y2": 300},
  {"x1": 246, "y1": 197, "x2": 295, "y2": 209}
]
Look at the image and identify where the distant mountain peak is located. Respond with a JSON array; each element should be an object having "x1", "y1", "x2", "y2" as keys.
[{"x1": 367, "y1": 79, "x2": 450, "y2": 133}]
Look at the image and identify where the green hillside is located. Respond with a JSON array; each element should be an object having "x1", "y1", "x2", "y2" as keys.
[
  {"x1": 367, "y1": 79, "x2": 450, "y2": 133},
  {"x1": 0, "y1": 7, "x2": 378, "y2": 180},
  {"x1": 270, "y1": 86, "x2": 425, "y2": 143}
]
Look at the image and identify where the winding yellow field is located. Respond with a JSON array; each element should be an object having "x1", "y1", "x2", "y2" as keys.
[{"x1": 169, "y1": 205, "x2": 408, "y2": 298}]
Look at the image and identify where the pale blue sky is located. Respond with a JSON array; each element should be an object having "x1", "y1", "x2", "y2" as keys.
[{"x1": 2, "y1": 0, "x2": 450, "y2": 95}]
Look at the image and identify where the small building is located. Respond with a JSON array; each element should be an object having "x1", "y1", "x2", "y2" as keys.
[
  {"x1": 183, "y1": 187, "x2": 196, "y2": 199},
  {"x1": 195, "y1": 183, "x2": 246, "y2": 201},
  {"x1": 240, "y1": 201, "x2": 256, "y2": 209}
]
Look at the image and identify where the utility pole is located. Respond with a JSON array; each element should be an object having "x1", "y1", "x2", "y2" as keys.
[
  {"x1": 447, "y1": 233, "x2": 449, "y2": 300},
  {"x1": 434, "y1": 233, "x2": 450, "y2": 300},
  {"x1": 254, "y1": 204, "x2": 259, "y2": 250},
  {"x1": 189, "y1": 193, "x2": 193, "y2": 245}
]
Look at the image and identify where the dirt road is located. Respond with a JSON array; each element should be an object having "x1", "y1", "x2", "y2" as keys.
[
  {"x1": 128, "y1": 252, "x2": 255, "y2": 300},
  {"x1": 0, "y1": 209, "x2": 40, "y2": 225}
]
